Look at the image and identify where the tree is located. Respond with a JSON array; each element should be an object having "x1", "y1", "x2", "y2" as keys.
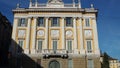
[{"x1": 101, "y1": 52, "x2": 110, "y2": 68}]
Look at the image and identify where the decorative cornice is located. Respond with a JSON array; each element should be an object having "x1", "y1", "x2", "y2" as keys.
[{"x1": 12, "y1": 8, "x2": 98, "y2": 13}]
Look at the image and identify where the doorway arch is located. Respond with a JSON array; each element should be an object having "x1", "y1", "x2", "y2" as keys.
[{"x1": 49, "y1": 60, "x2": 60, "y2": 68}]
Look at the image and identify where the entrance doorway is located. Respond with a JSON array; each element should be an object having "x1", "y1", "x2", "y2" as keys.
[{"x1": 49, "y1": 60, "x2": 60, "y2": 68}]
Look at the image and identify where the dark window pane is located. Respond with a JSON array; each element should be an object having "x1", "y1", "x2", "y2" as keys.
[
  {"x1": 51, "y1": 17, "x2": 59, "y2": 27},
  {"x1": 37, "y1": 17, "x2": 44, "y2": 27},
  {"x1": 66, "y1": 17, "x2": 73, "y2": 27},
  {"x1": 18, "y1": 18, "x2": 27, "y2": 27},
  {"x1": 85, "y1": 18, "x2": 90, "y2": 27}
]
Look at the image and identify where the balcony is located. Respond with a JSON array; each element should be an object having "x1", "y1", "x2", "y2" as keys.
[{"x1": 36, "y1": 49, "x2": 74, "y2": 55}]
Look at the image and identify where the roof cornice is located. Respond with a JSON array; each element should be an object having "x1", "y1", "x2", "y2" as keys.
[{"x1": 12, "y1": 8, "x2": 98, "y2": 13}]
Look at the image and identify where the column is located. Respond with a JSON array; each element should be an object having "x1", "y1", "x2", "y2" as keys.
[
  {"x1": 73, "y1": 17, "x2": 78, "y2": 53},
  {"x1": 61, "y1": 17, "x2": 65, "y2": 50},
  {"x1": 45, "y1": 17, "x2": 49, "y2": 50},
  {"x1": 11, "y1": 18, "x2": 18, "y2": 55},
  {"x1": 79, "y1": 17, "x2": 85, "y2": 55},
  {"x1": 25, "y1": 18, "x2": 31, "y2": 54},
  {"x1": 92, "y1": 18, "x2": 100, "y2": 56},
  {"x1": 31, "y1": 17, "x2": 37, "y2": 54}
]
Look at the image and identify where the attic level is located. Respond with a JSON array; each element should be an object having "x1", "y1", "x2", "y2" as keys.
[{"x1": 29, "y1": 0, "x2": 81, "y2": 8}]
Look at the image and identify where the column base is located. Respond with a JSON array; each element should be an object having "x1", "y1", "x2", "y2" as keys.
[
  {"x1": 31, "y1": 49, "x2": 36, "y2": 54},
  {"x1": 24, "y1": 49, "x2": 29, "y2": 54}
]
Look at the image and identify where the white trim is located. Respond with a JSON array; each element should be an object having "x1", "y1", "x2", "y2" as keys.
[
  {"x1": 83, "y1": 16, "x2": 95, "y2": 18},
  {"x1": 86, "y1": 40, "x2": 93, "y2": 53}
]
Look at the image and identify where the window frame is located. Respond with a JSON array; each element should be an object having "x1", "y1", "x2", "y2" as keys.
[
  {"x1": 18, "y1": 40, "x2": 24, "y2": 48},
  {"x1": 85, "y1": 18, "x2": 90, "y2": 27},
  {"x1": 37, "y1": 40, "x2": 43, "y2": 52},
  {"x1": 68, "y1": 59, "x2": 73, "y2": 68},
  {"x1": 66, "y1": 40, "x2": 73, "y2": 53},
  {"x1": 87, "y1": 59, "x2": 94, "y2": 68},
  {"x1": 18, "y1": 18, "x2": 27, "y2": 27},
  {"x1": 51, "y1": 17, "x2": 60, "y2": 27},
  {"x1": 66, "y1": 17, "x2": 73, "y2": 27},
  {"x1": 86, "y1": 40, "x2": 92, "y2": 53},
  {"x1": 52, "y1": 40, "x2": 58, "y2": 51}
]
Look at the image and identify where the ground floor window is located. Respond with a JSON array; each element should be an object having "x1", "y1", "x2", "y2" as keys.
[
  {"x1": 68, "y1": 59, "x2": 73, "y2": 68},
  {"x1": 87, "y1": 59, "x2": 94, "y2": 68}
]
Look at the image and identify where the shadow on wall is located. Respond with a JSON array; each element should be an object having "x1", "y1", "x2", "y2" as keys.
[
  {"x1": 9, "y1": 39, "x2": 43, "y2": 68},
  {"x1": 0, "y1": 13, "x2": 12, "y2": 67}
]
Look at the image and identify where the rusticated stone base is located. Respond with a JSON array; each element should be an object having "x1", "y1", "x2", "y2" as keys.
[
  {"x1": 9, "y1": 54, "x2": 101, "y2": 68},
  {"x1": 28, "y1": 55, "x2": 100, "y2": 68}
]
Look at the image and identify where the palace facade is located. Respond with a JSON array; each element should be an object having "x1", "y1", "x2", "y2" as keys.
[{"x1": 11, "y1": 0, "x2": 101, "y2": 68}]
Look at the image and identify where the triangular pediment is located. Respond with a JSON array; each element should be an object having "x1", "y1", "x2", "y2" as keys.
[{"x1": 48, "y1": 0, "x2": 63, "y2": 4}]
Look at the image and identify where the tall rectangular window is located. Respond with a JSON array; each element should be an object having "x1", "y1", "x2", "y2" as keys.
[
  {"x1": 68, "y1": 59, "x2": 73, "y2": 68},
  {"x1": 66, "y1": 17, "x2": 73, "y2": 27},
  {"x1": 85, "y1": 18, "x2": 90, "y2": 27},
  {"x1": 51, "y1": 17, "x2": 59, "y2": 27},
  {"x1": 53, "y1": 40, "x2": 58, "y2": 51},
  {"x1": 87, "y1": 59, "x2": 94, "y2": 68},
  {"x1": 38, "y1": 40, "x2": 43, "y2": 51},
  {"x1": 37, "y1": 17, "x2": 44, "y2": 27},
  {"x1": 18, "y1": 40, "x2": 24, "y2": 53},
  {"x1": 67, "y1": 40, "x2": 72, "y2": 53},
  {"x1": 18, "y1": 40, "x2": 24, "y2": 48},
  {"x1": 18, "y1": 18, "x2": 27, "y2": 27},
  {"x1": 87, "y1": 40, "x2": 92, "y2": 53}
]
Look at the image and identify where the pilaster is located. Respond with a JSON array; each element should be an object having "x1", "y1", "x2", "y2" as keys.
[
  {"x1": 45, "y1": 17, "x2": 49, "y2": 50},
  {"x1": 25, "y1": 18, "x2": 31, "y2": 54},
  {"x1": 31, "y1": 17, "x2": 37, "y2": 54},
  {"x1": 92, "y1": 18, "x2": 100, "y2": 56},
  {"x1": 78, "y1": 17, "x2": 85, "y2": 55},
  {"x1": 61, "y1": 17, "x2": 65, "y2": 49},
  {"x1": 73, "y1": 17, "x2": 78, "y2": 54}
]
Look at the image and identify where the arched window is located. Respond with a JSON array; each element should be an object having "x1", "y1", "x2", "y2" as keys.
[{"x1": 49, "y1": 60, "x2": 60, "y2": 68}]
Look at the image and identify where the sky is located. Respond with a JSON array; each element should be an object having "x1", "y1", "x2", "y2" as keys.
[{"x1": 0, "y1": 0, "x2": 120, "y2": 60}]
